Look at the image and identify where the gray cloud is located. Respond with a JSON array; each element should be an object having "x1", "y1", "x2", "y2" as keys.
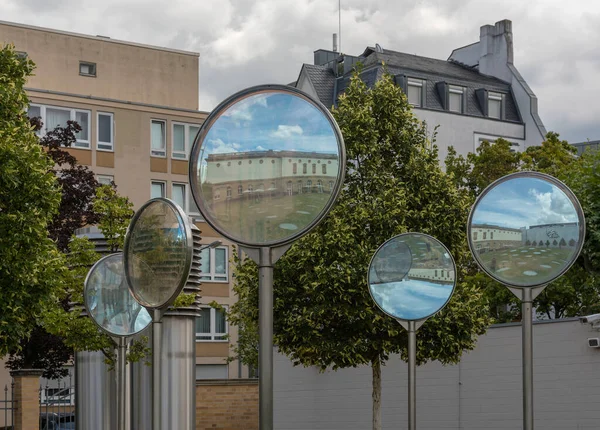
[{"x1": 3, "y1": 0, "x2": 599, "y2": 143}]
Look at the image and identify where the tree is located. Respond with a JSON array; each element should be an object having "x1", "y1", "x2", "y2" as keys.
[
  {"x1": 229, "y1": 71, "x2": 492, "y2": 429},
  {"x1": 0, "y1": 44, "x2": 67, "y2": 356}
]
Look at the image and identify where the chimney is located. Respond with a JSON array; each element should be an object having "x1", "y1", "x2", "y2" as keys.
[
  {"x1": 479, "y1": 19, "x2": 514, "y2": 82},
  {"x1": 333, "y1": 33, "x2": 338, "y2": 52}
]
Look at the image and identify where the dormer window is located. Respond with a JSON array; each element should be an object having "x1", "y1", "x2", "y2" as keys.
[
  {"x1": 448, "y1": 86, "x2": 464, "y2": 113},
  {"x1": 488, "y1": 92, "x2": 503, "y2": 119},
  {"x1": 407, "y1": 78, "x2": 425, "y2": 107}
]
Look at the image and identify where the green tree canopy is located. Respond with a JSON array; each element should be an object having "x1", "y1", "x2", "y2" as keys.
[
  {"x1": 0, "y1": 44, "x2": 66, "y2": 356},
  {"x1": 229, "y1": 71, "x2": 492, "y2": 429}
]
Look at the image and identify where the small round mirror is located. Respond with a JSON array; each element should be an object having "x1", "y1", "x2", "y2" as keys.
[
  {"x1": 84, "y1": 253, "x2": 151, "y2": 337},
  {"x1": 368, "y1": 233, "x2": 457, "y2": 321},
  {"x1": 189, "y1": 85, "x2": 346, "y2": 248},
  {"x1": 123, "y1": 198, "x2": 193, "y2": 309},
  {"x1": 468, "y1": 171, "x2": 585, "y2": 288}
]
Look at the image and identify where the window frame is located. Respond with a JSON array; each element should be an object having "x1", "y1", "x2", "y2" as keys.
[
  {"x1": 171, "y1": 122, "x2": 200, "y2": 160},
  {"x1": 487, "y1": 92, "x2": 503, "y2": 119},
  {"x1": 407, "y1": 78, "x2": 425, "y2": 107},
  {"x1": 195, "y1": 305, "x2": 228, "y2": 342},
  {"x1": 151, "y1": 180, "x2": 166, "y2": 199},
  {"x1": 97, "y1": 112, "x2": 114, "y2": 152},
  {"x1": 28, "y1": 103, "x2": 91, "y2": 149},
  {"x1": 448, "y1": 85, "x2": 465, "y2": 113},
  {"x1": 171, "y1": 182, "x2": 187, "y2": 212},
  {"x1": 97, "y1": 175, "x2": 114, "y2": 185},
  {"x1": 151, "y1": 119, "x2": 167, "y2": 158},
  {"x1": 79, "y1": 61, "x2": 97, "y2": 77},
  {"x1": 199, "y1": 245, "x2": 229, "y2": 283}
]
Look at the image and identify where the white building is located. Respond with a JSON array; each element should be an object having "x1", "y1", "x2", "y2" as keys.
[{"x1": 293, "y1": 19, "x2": 547, "y2": 161}]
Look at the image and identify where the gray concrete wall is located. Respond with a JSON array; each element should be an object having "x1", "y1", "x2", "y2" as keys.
[{"x1": 274, "y1": 319, "x2": 600, "y2": 430}]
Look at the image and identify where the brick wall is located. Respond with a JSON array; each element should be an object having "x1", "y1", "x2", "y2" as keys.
[{"x1": 196, "y1": 379, "x2": 258, "y2": 430}]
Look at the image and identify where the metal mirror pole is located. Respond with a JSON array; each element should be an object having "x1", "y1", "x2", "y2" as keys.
[
  {"x1": 258, "y1": 247, "x2": 274, "y2": 430},
  {"x1": 116, "y1": 337, "x2": 128, "y2": 430},
  {"x1": 152, "y1": 310, "x2": 162, "y2": 430},
  {"x1": 407, "y1": 321, "x2": 417, "y2": 430},
  {"x1": 522, "y1": 288, "x2": 534, "y2": 430}
]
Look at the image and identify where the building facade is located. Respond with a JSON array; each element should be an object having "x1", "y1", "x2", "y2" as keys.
[
  {"x1": 293, "y1": 19, "x2": 547, "y2": 161},
  {"x1": 0, "y1": 20, "x2": 242, "y2": 381}
]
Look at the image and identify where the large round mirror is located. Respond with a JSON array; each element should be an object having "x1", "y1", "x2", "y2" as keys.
[
  {"x1": 368, "y1": 233, "x2": 457, "y2": 321},
  {"x1": 84, "y1": 253, "x2": 151, "y2": 337},
  {"x1": 468, "y1": 171, "x2": 585, "y2": 288},
  {"x1": 189, "y1": 85, "x2": 345, "y2": 248},
  {"x1": 123, "y1": 198, "x2": 193, "y2": 309}
]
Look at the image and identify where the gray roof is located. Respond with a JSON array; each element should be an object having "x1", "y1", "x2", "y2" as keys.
[
  {"x1": 301, "y1": 64, "x2": 336, "y2": 109},
  {"x1": 572, "y1": 140, "x2": 600, "y2": 155}
]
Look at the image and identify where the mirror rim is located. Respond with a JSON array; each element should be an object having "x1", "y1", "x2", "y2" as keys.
[
  {"x1": 84, "y1": 252, "x2": 152, "y2": 338},
  {"x1": 123, "y1": 197, "x2": 194, "y2": 309},
  {"x1": 467, "y1": 171, "x2": 586, "y2": 289},
  {"x1": 367, "y1": 232, "x2": 457, "y2": 322},
  {"x1": 188, "y1": 84, "x2": 346, "y2": 248}
]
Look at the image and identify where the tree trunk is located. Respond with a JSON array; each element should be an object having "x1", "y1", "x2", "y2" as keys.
[{"x1": 372, "y1": 356, "x2": 382, "y2": 430}]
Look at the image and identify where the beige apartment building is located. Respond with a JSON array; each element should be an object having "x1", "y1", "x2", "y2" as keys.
[{"x1": 0, "y1": 20, "x2": 243, "y2": 381}]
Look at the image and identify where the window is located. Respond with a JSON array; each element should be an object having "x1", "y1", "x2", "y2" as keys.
[
  {"x1": 449, "y1": 86, "x2": 464, "y2": 113},
  {"x1": 322, "y1": 164, "x2": 327, "y2": 174},
  {"x1": 200, "y1": 246, "x2": 228, "y2": 282},
  {"x1": 196, "y1": 306, "x2": 228, "y2": 341},
  {"x1": 317, "y1": 180, "x2": 323, "y2": 193},
  {"x1": 303, "y1": 163, "x2": 307, "y2": 174},
  {"x1": 79, "y1": 61, "x2": 96, "y2": 77},
  {"x1": 298, "y1": 181, "x2": 303, "y2": 194},
  {"x1": 226, "y1": 187, "x2": 232, "y2": 198},
  {"x1": 172, "y1": 183, "x2": 186, "y2": 210},
  {"x1": 488, "y1": 92, "x2": 502, "y2": 119},
  {"x1": 16, "y1": 51, "x2": 28, "y2": 59},
  {"x1": 97, "y1": 112, "x2": 114, "y2": 151},
  {"x1": 483, "y1": 232, "x2": 487, "y2": 240},
  {"x1": 151, "y1": 120, "x2": 166, "y2": 157},
  {"x1": 491, "y1": 232, "x2": 494, "y2": 239},
  {"x1": 473, "y1": 232, "x2": 478, "y2": 240},
  {"x1": 407, "y1": 79, "x2": 424, "y2": 107},
  {"x1": 312, "y1": 164, "x2": 316, "y2": 174},
  {"x1": 27, "y1": 104, "x2": 90, "y2": 148},
  {"x1": 238, "y1": 185, "x2": 243, "y2": 195},
  {"x1": 328, "y1": 181, "x2": 334, "y2": 191},
  {"x1": 293, "y1": 163, "x2": 297, "y2": 174},
  {"x1": 172, "y1": 122, "x2": 200, "y2": 159},
  {"x1": 151, "y1": 181, "x2": 165, "y2": 198},
  {"x1": 97, "y1": 175, "x2": 114, "y2": 185},
  {"x1": 188, "y1": 187, "x2": 200, "y2": 215}
]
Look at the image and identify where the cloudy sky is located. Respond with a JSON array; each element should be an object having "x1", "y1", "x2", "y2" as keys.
[
  {"x1": 2, "y1": 0, "x2": 598, "y2": 142},
  {"x1": 472, "y1": 177, "x2": 580, "y2": 228}
]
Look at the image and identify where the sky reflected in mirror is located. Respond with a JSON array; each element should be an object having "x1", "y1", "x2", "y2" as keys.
[
  {"x1": 85, "y1": 253, "x2": 151, "y2": 337},
  {"x1": 192, "y1": 89, "x2": 342, "y2": 246},
  {"x1": 368, "y1": 234, "x2": 456, "y2": 321},
  {"x1": 469, "y1": 175, "x2": 583, "y2": 287}
]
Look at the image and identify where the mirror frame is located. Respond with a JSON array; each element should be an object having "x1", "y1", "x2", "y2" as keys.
[
  {"x1": 84, "y1": 252, "x2": 151, "y2": 338},
  {"x1": 367, "y1": 232, "x2": 457, "y2": 322},
  {"x1": 188, "y1": 84, "x2": 346, "y2": 248},
  {"x1": 467, "y1": 171, "x2": 586, "y2": 289},
  {"x1": 123, "y1": 197, "x2": 194, "y2": 310}
]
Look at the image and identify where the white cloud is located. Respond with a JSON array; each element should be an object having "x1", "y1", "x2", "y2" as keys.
[
  {"x1": 270, "y1": 125, "x2": 303, "y2": 139},
  {"x1": 207, "y1": 138, "x2": 239, "y2": 154},
  {"x1": 256, "y1": 145, "x2": 266, "y2": 150}
]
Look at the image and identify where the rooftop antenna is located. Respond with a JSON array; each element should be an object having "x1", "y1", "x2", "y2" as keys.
[{"x1": 338, "y1": 0, "x2": 342, "y2": 53}]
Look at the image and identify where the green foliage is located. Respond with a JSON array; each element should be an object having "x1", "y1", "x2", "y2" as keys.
[
  {"x1": 229, "y1": 71, "x2": 492, "y2": 374},
  {"x1": 94, "y1": 184, "x2": 135, "y2": 252},
  {"x1": 0, "y1": 44, "x2": 66, "y2": 356}
]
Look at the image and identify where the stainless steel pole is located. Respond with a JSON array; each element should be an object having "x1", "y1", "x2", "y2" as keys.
[
  {"x1": 258, "y1": 247, "x2": 274, "y2": 430},
  {"x1": 152, "y1": 311, "x2": 162, "y2": 430},
  {"x1": 522, "y1": 288, "x2": 534, "y2": 430},
  {"x1": 117, "y1": 337, "x2": 127, "y2": 430},
  {"x1": 408, "y1": 320, "x2": 417, "y2": 430}
]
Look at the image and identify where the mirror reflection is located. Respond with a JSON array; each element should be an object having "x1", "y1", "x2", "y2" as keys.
[
  {"x1": 469, "y1": 175, "x2": 583, "y2": 287},
  {"x1": 368, "y1": 234, "x2": 456, "y2": 321},
  {"x1": 85, "y1": 253, "x2": 151, "y2": 337},
  {"x1": 192, "y1": 90, "x2": 342, "y2": 245},
  {"x1": 125, "y1": 199, "x2": 190, "y2": 308}
]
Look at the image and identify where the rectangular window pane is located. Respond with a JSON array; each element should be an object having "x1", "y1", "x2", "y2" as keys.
[
  {"x1": 98, "y1": 113, "x2": 112, "y2": 147},
  {"x1": 407, "y1": 85, "x2": 422, "y2": 106},
  {"x1": 189, "y1": 190, "x2": 201, "y2": 215},
  {"x1": 173, "y1": 124, "x2": 185, "y2": 154},
  {"x1": 172, "y1": 184, "x2": 185, "y2": 210},
  {"x1": 151, "y1": 182, "x2": 164, "y2": 198},
  {"x1": 28, "y1": 105, "x2": 41, "y2": 118},
  {"x1": 46, "y1": 108, "x2": 70, "y2": 131},
  {"x1": 488, "y1": 99, "x2": 501, "y2": 119},
  {"x1": 75, "y1": 111, "x2": 89, "y2": 142},
  {"x1": 196, "y1": 308, "x2": 211, "y2": 339},
  {"x1": 200, "y1": 248, "x2": 210, "y2": 279},
  {"x1": 215, "y1": 248, "x2": 226, "y2": 275},
  {"x1": 449, "y1": 92, "x2": 462, "y2": 113},
  {"x1": 189, "y1": 126, "x2": 200, "y2": 149},
  {"x1": 215, "y1": 309, "x2": 226, "y2": 337},
  {"x1": 97, "y1": 175, "x2": 113, "y2": 185},
  {"x1": 151, "y1": 120, "x2": 165, "y2": 155}
]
